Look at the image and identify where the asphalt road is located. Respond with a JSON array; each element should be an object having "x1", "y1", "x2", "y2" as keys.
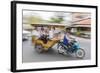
[{"x1": 22, "y1": 36, "x2": 91, "y2": 63}]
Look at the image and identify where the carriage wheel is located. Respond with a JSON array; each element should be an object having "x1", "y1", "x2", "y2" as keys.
[
  {"x1": 35, "y1": 44, "x2": 43, "y2": 53},
  {"x1": 75, "y1": 48, "x2": 85, "y2": 58}
]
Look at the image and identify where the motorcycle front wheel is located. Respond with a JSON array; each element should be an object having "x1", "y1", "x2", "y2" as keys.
[{"x1": 75, "y1": 48, "x2": 85, "y2": 58}]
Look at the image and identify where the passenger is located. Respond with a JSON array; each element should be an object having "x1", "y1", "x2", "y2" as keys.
[
  {"x1": 40, "y1": 27, "x2": 44, "y2": 36},
  {"x1": 39, "y1": 27, "x2": 49, "y2": 44},
  {"x1": 32, "y1": 27, "x2": 40, "y2": 38},
  {"x1": 44, "y1": 27, "x2": 49, "y2": 36},
  {"x1": 49, "y1": 27, "x2": 54, "y2": 39}
]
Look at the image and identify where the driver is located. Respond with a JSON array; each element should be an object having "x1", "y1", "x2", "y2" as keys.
[{"x1": 62, "y1": 31, "x2": 73, "y2": 48}]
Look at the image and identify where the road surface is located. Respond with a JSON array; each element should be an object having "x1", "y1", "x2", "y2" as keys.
[{"x1": 22, "y1": 35, "x2": 91, "y2": 63}]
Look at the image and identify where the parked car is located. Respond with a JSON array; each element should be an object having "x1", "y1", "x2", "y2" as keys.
[{"x1": 23, "y1": 30, "x2": 31, "y2": 41}]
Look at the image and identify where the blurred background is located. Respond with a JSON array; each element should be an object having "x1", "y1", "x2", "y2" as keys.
[{"x1": 22, "y1": 10, "x2": 91, "y2": 41}]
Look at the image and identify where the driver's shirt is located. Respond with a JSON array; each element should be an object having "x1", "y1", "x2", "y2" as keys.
[{"x1": 63, "y1": 35, "x2": 69, "y2": 45}]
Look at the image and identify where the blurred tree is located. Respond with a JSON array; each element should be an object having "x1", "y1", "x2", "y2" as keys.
[
  {"x1": 49, "y1": 12, "x2": 65, "y2": 23},
  {"x1": 50, "y1": 17, "x2": 64, "y2": 23}
]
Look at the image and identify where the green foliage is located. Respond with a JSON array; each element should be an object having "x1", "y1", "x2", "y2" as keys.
[
  {"x1": 49, "y1": 17, "x2": 64, "y2": 23},
  {"x1": 48, "y1": 12, "x2": 65, "y2": 23},
  {"x1": 75, "y1": 31, "x2": 81, "y2": 36}
]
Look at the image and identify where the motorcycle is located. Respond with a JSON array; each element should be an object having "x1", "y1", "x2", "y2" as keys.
[{"x1": 57, "y1": 38, "x2": 85, "y2": 58}]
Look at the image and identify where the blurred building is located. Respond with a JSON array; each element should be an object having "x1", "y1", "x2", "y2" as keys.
[{"x1": 66, "y1": 13, "x2": 91, "y2": 38}]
